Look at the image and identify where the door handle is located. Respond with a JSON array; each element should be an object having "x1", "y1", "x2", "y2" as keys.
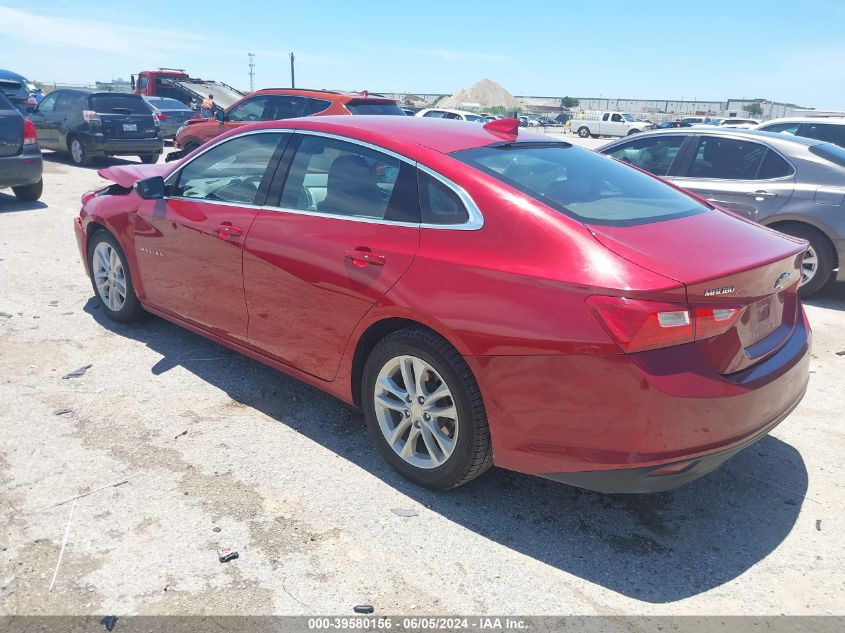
[
  {"x1": 213, "y1": 223, "x2": 243, "y2": 239},
  {"x1": 345, "y1": 248, "x2": 385, "y2": 267},
  {"x1": 746, "y1": 190, "x2": 777, "y2": 200}
]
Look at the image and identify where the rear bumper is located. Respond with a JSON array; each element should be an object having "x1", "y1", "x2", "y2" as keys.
[
  {"x1": 84, "y1": 136, "x2": 163, "y2": 156},
  {"x1": 466, "y1": 308, "x2": 811, "y2": 490},
  {"x1": 0, "y1": 146, "x2": 43, "y2": 188}
]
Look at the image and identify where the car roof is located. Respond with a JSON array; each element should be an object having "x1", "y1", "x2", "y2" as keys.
[
  {"x1": 759, "y1": 116, "x2": 845, "y2": 125},
  {"x1": 419, "y1": 108, "x2": 479, "y2": 116},
  {"x1": 0, "y1": 69, "x2": 28, "y2": 81},
  {"x1": 237, "y1": 115, "x2": 550, "y2": 154},
  {"x1": 249, "y1": 88, "x2": 396, "y2": 104},
  {"x1": 600, "y1": 126, "x2": 826, "y2": 150}
]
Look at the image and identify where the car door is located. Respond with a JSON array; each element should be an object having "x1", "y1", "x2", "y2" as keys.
[
  {"x1": 609, "y1": 113, "x2": 626, "y2": 136},
  {"x1": 27, "y1": 91, "x2": 60, "y2": 148},
  {"x1": 669, "y1": 135, "x2": 795, "y2": 221},
  {"x1": 242, "y1": 132, "x2": 421, "y2": 380},
  {"x1": 53, "y1": 91, "x2": 80, "y2": 148},
  {"x1": 602, "y1": 134, "x2": 689, "y2": 177},
  {"x1": 133, "y1": 131, "x2": 288, "y2": 341}
]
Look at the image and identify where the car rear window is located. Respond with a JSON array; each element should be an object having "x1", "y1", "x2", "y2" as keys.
[
  {"x1": 451, "y1": 142, "x2": 709, "y2": 226},
  {"x1": 151, "y1": 97, "x2": 190, "y2": 110},
  {"x1": 89, "y1": 94, "x2": 150, "y2": 114},
  {"x1": 0, "y1": 92, "x2": 14, "y2": 110},
  {"x1": 809, "y1": 143, "x2": 845, "y2": 168},
  {"x1": 345, "y1": 102, "x2": 406, "y2": 116}
]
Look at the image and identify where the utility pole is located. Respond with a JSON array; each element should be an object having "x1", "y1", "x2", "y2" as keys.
[
  {"x1": 248, "y1": 52, "x2": 255, "y2": 93},
  {"x1": 289, "y1": 52, "x2": 295, "y2": 89}
]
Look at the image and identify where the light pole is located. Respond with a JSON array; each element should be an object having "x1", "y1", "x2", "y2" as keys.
[
  {"x1": 248, "y1": 53, "x2": 255, "y2": 93},
  {"x1": 290, "y1": 52, "x2": 295, "y2": 89}
]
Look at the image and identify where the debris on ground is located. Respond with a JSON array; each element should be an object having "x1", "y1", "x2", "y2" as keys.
[
  {"x1": 174, "y1": 430, "x2": 188, "y2": 440},
  {"x1": 0, "y1": 312, "x2": 12, "y2": 319},
  {"x1": 218, "y1": 549, "x2": 239, "y2": 563},
  {"x1": 53, "y1": 408, "x2": 73, "y2": 416},
  {"x1": 354, "y1": 605, "x2": 375, "y2": 614},
  {"x1": 391, "y1": 508, "x2": 418, "y2": 517},
  {"x1": 62, "y1": 364, "x2": 92, "y2": 379},
  {"x1": 836, "y1": 350, "x2": 845, "y2": 356},
  {"x1": 100, "y1": 615, "x2": 118, "y2": 632},
  {"x1": 816, "y1": 520, "x2": 822, "y2": 531},
  {"x1": 213, "y1": 526, "x2": 221, "y2": 533},
  {"x1": 49, "y1": 301, "x2": 59, "y2": 307}
]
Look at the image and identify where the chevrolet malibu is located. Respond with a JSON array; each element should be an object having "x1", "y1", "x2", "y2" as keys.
[{"x1": 73, "y1": 117, "x2": 811, "y2": 493}]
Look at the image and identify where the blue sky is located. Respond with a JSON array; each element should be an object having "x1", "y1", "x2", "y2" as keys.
[{"x1": 1, "y1": 0, "x2": 844, "y2": 109}]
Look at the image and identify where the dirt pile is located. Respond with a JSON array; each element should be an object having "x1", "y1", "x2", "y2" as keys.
[{"x1": 437, "y1": 79, "x2": 520, "y2": 110}]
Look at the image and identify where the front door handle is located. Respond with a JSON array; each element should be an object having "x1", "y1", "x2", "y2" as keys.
[
  {"x1": 345, "y1": 248, "x2": 385, "y2": 267},
  {"x1": 213, "y1": 223, "x2": 243, "y2": 239},
  {"x1": 746, "y1": 190, "x2": 777, "y2": 200}
]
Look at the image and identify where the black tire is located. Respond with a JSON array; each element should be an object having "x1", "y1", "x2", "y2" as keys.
[
  {"x1": 362, "y1": 327, "x2": 493, "y2": 490},
  {"x1": 86, "y1": 230, "x2": 145, "y2": 323},
  {"x1": 139, "y1": 153, "x2": 160, "y2": 164},
  {"x1": 12, "y1": 178, "x2": 43, "y2": 202},
  {"x1": 182, "y1": 141, "x2": 200, "y2": 153},
  {"x1": 68, "y1": 136, "x2": 90, "y2": 166},
  {"x1": 577, "y1": 126, "x2": 590, "y2": 138},
  {"x1": 628, "y1": 128, "x2": 642, "y2": 136},
  {"x1": 776, "y1": 224, "x2": 836, "y2": 297}
]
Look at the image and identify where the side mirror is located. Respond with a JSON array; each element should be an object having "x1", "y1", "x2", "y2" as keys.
[
  {"x1": 215, "y1": 110, "x2": 225, "y2": 122},
  {"x1": 135, "y1": 176, "x2": 165, "y2": 199}
]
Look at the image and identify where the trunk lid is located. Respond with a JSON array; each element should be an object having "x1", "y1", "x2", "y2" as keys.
[
  {"x1": 89, "y1": 94, "x2": 159, "y2": 140},
  {"x1": 588, "y1": 209, "x2": 806, "y2": 373}
]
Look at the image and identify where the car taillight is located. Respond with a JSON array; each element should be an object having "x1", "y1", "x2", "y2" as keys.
[
  {"x1": 155, "y1": 112, "x2": 171, "y2": 120},
  {"x1": 586, "y1": 296, "x2": 743, "y2": 353},
  {"x1": 23, "y1": 119, "x2": 38, "y2": 145},
  {"x1": 83, "y1": 110, "x2": 101, "y2": 123}
]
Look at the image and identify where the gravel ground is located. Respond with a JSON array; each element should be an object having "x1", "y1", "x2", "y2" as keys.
[{"x1": 1, "y1": 143, "x2": 843, "y2": 617}]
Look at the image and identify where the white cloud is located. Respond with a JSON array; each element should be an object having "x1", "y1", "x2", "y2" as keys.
[{"x1": 0, "y1": 6, "x2": 207, "y2": 55}]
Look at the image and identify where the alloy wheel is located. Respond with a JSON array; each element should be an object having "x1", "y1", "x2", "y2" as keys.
[
  {"x1": 92, "y1": 242, "x2": 127, "y2": 311},
  {"x1": 800, "y1": 245, "x2": 818, "y2": 287},
  {"x1": 71, "y1": 139, "x2": 84, "y2": 164},
  {"x1": 373, "y1": 355, "x2": 458, "y2": 469}
]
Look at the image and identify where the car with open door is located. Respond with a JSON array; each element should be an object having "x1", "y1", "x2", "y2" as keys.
[
  {"x1": 74, "y1": 116, "x2": 810, "y2": 494},
  {"x1": 28, "y1": 89, "x2": 162, "y2": 166},
  {"x1": 600, "y1": 128, "x2": 845, "y2": 296}
]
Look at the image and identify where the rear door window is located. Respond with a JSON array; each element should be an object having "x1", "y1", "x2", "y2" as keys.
[
  {"x1": 452, "y1": 142, "x2": 708, "y2": 226},
  {"x1": 345, "y1": 102, "x2": 406, "y2": 115},
  {"x1": 55, "y1": 92, "x2": 77, "y2": 113},
  {"x1": 802, "y1": 123, "x2": 845, "y2": 148},
  {"x1": 418, "y1": 172, "x2": 469, "y2": 225},
  {"x1": 278, "y1": 134, "x2": 419, "y2": 222},
  {"x1": 684, "y1": 136, "x2": 767, "y2": 180},
  {"x1": 604, "y1": 135, "x2": 685, "y2": 176},
  {"x1": 89, "y1": 94, "x2": 150, "y2": 114},
  {"x1": 423, "y1": 110, "x2": 445, "y2": 118},
  {"x1": 757, "y1": 151, "x2": 794, "y2": 179},
  {"x1": 760, "y1": 122, "x2": 801, "y2": 135},
  {"x1": 304, "y1": 98, "x2": 332, "y2": 115}
]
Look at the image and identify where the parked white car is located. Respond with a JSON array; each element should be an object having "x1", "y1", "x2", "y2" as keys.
[
  {"x1": 718, "y1": 118, "x2": 760, "y2": 129},
  {"x1": 756, "y1": 117, "x2": 845, "y2": 148},
  {"x1": 570, "y1": 112, "x2": 653, "y2": 138},
  {"x1": 415, "y1": 108, "x2": 486, "y2": 122}
]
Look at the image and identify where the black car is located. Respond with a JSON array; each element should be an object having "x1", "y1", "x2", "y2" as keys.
[
  {"x1": 655, "y1": 119, "x2": 693, "y2": 129},
  {"x1": 0, "y1": 91, "x2": 43, "y2": 202},
  {"x1": 28, "y1": 90, "x2": 163, "y2": 166},
  {"x1": 0, "y1": 68, "x2": 42, "y2": 114}
]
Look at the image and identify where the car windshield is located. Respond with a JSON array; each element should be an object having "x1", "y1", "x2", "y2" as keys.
[
  {"x1": 90, "y1": 94, "x2": 150, "y2": 114},
  {"x1": 150, "y1": 97, "x2": 189, "y2": 110},
  {"x1": 622, "y1": 114, "x2": 636, "y2": 122},
  {"x1": 452, "y1": 142, "x2": 708, "y2": 226},
  {"x1": 345, "y1": 102, "x2": 406, "y2": 115},
  {"x1": 809, "y1": 142, "x2": 845, "y2": 169}
]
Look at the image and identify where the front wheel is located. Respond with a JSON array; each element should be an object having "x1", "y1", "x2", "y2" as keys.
[
  {"x1": 362, "y1": 327, "x2": 492, "y2": 490},
  {"x1": 628, "y1": 128, "x2": 642, "y2": 136},
  {"x1": 12, "y1": 178, "x2": 43, "y2": 202},
  {"x1": 87, "y1": 230, "x2": 144, "y2": 322},
  {"x1": 577, "y1": 126, "x2": 590, "y2": 138},
  {"x1": 139, "y1": 153, "x2": 160, "y2": 164}
]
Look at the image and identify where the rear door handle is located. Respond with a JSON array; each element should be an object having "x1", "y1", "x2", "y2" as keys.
[
  {"x1": 213, "y1": 223, "x2": 243, "y2": 239},
  {"x1": 746, "y1": 190, "x2": 777, "y2": 200},
  {"x1": 345, "y1": 248, "x2": 385, "y2": 267}
]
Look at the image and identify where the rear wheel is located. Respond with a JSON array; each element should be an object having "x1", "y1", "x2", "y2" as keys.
[
  {"x1": 12, "y1": 178, "x2": 43, "y2": 202},
  {"x1": 69, "y1": 137, "x2": 90, "y2": 166},
  {"x1": 628, "y1": 128, "x2": 642, "y2": 135},
  {"x1": 139, "y1": 153, "x2": 160, "y2": 164},
  {"x1": 777, "y1": 224, "x2": 835, "y2": 297},
  {"x1": 182, "y1": 141, "x2": 200, "y2": 153},
  {"x1": 577, "y1": 126, "x2": 590, "y2": 138},
  {"x1": 87, "y1": 230, "x2": 144, "y2": 322},
  {"x1": 362, "y1": 327, "x2": 492, "y2": 490}
]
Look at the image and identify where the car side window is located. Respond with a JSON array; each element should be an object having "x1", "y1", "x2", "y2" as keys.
[
  {"x1": 611, "y1": 114, "x2": 623, "y2": 122},
  {"x1": 761, "y1": 122, "x2": 801, "y2": 135},
  {"x1": 279, "y1": 135, "x2": 419, "y2": 222},
  {"x1": 173, "y1": 133, "x2": 284, "y2": 204},
  {"x1": 138, "y1": 75, "x2": 148, "y2": 90},
  {"x1": 602, "y1": 113, "x2": 610, "y2": 121},
  {"x1": 36, "y1": 92, "x2": 59, "y2": 113},
  {"x1": 685, "y1": 136, "x2": 767, "y2": 180},
  {"x1": 423, "y1": 110, "x2": 445, "y2": 118},
  {"x1": 304, "y1": 98, "x2": 331, "y2": 115},
  {"x1": 604, "y1": 136, "x2": 685, "y2": 176},
  {"x1": 802, "y1": 123, "x2": 845, "y2": 148},
  {"x1": 757, "y1": 150, "x2": 794, "y2": 179},
  {"x1": 418, "y1": 171, "x2": 469, "y2": 225},
  {"x1": 227, "y1": 96, "x2": 270, "y2": 122},
  {"x1": 267, "y1": 96, "x2": 309, "y2": 119},
  {"x1": 55, "y1": 93, "x2": 76, "y2": 113}
]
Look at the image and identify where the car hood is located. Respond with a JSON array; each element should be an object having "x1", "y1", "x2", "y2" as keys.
[
  {"x1": 586, "y1": 208, "x2": 806, "y2": 287},
  {"x1": 97, "y1": 163, "x2": 175, "y2": 188}
]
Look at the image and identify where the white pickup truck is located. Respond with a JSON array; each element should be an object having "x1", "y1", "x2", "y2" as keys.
[{"x1": 571, "y1": 112, "x2": 652, "y2": 138}]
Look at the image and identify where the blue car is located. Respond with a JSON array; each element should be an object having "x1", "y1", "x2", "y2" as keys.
[{"x1": 0, "y1": 69, "x2": 43, "y2": 114}]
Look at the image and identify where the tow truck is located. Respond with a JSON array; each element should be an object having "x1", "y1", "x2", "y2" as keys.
[{"x1": 131, "y1": 68, "x2": 244, "y2": 112}]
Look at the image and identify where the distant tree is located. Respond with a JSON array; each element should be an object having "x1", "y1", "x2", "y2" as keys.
[
  {"x1": 561, "y1": 96, "x2": 580, "y2": 108},
  {"x1": 745, "y1": 101, "x2": 763, "y2": 117}
]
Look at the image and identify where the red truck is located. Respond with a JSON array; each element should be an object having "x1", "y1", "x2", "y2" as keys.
[{"x1": 131, "y1": 68, "x2": 244, "y2": 112}]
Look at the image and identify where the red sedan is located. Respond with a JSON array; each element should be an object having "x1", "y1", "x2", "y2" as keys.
[{"x1": 73, "y1": 116, "x2": 811, "y2": 493}]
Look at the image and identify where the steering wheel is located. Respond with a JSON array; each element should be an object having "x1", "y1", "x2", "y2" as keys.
[{"x1": 246, "y1": 114, "x2": 260, "y2": 121}]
